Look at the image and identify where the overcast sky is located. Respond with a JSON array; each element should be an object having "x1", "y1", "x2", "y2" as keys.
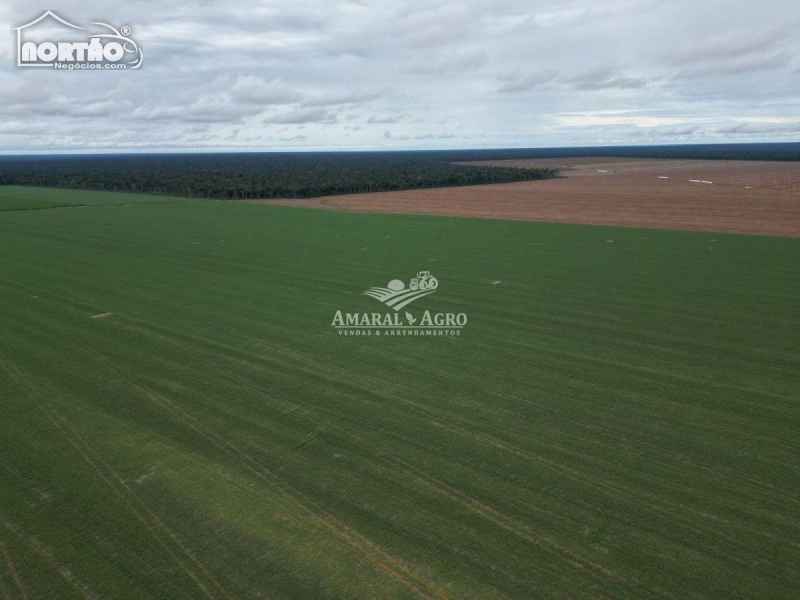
[{"x1": 1, "y1": 0, "x2": 798, "y2": 153}]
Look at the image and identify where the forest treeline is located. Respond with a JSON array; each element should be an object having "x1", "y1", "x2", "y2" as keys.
[
  {"x1": 0, "y1": 143, "x2": 796, "y2": 200},
  {"x1": 0, "y1": 153, "x2": 558, "y2": 199},
  {"x1": 446, "y1": 142, "x2": 800, "y2": 162}
]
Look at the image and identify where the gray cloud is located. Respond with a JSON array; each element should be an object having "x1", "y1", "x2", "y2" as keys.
[
  {"x1": 301, "y1": 89, "x2": 383, "y2": 107},
  {"x1": 262, "y1": 106, "x2": 338, "y2": 124},
  {"x1": 383, "y1": 130, "x2": 455, "y2": 141},
  {"x1": 717, "y1": 121, "x2": 800, "y2": 135},
  {"x1": 499, "y1": 67, "x2": 651, "y2": 94},
  {"x1": 567, "y1": 67, "x2": 651, "y2": 91},
  {"x1": 402, "y1": 49, "x2": 489, "y2": 75},
  {"x1": 367, "y1": 114, "x2": 405, "y2": 124},
  {"x1": 674, "y1": 52, "x2": 791, "y2": 79},
  {"x1": 0, "y1": 80, "x2": 134, "y2": 118},
  {"x1": 662, "y1": 29, "x2": 786, "y2": 66},
  {"x1": 661, "y1": 26, "x2": 794, "y2": 81},
  {"x1": 0, "y1": 122, "x2": 49, "y2": 135},
  {"x1": 497, "y1": 69, "x2": 559, "y2": 93},
  {"x1": 0, "y1": 0, "x2": 797, "y2": 152},
  {"x1": 626, "y1": 126, "x2": 703, "y2": 138},
  {"x1": 228, "y1": 76, "x2": 303, "y2": 105},
  {"x1": 131, "y1": 95, "x2": 264, "y2": 123}
]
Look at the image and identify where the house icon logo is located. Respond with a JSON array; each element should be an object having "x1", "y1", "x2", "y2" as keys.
[{"x1": 13, "y1": 11, "x2": 143, "y2": 70}]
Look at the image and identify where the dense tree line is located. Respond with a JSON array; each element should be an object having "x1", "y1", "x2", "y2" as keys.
[
  {"x1": 441, "y1": 142, "x2": 800, "y2": 162},
  {"x1": 0, "y1": 152, "x2": 558, "y2": 200},
  {"x1": 1, "y1": 143, "x2": 796, "y2": 200}
]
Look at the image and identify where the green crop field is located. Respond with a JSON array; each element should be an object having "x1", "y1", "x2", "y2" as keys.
[
  {"x1": 1, "y1": 187, "x2": 798, "y2": 598},
  {"x1": 0, "y1": 186, "x2": 184, "y2": 211}
]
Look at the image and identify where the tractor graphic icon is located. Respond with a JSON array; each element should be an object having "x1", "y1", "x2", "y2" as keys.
[
  {"x1": 409, "y1": 271, "x2": 438, "y2": 291},
  {"x1": 363, "y1": 271, "x2": 439, "y2": 311}
]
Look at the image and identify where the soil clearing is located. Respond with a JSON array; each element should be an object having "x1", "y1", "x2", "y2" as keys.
[{"x1": 256, "y1": 158, "x2": 800, "y2": 236}]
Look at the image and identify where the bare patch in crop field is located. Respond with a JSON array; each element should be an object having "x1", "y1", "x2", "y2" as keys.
[
  {"x1": 90, "y1": 312, "x2": 113, "y2": 319},
  {"x1": 303, "y1": 158, "x2": 800, "y2": 236},
  {"x1": 240, "y1": 198, "x2": 340, "y2": 210},
  {"x1": 134, "y1": 471, "x2": 155, "y2": 485}
]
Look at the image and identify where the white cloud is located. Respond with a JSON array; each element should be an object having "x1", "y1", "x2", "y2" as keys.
[
  {"x1": 229, "y1": 76, "x2": 303, "y2": 105},
  {"x1": 0, "y1": 0, "x2": 797, "y2": 152},
  {"x1": 553, "y1": 112, "x2": 700, "y2": 128}
]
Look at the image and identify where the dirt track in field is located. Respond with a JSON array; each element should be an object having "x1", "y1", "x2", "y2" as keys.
[
  {"x1": 256, "y1": 158, "x2": 800, "y2": 236},
  {"x1": 238, "y1": 198, "x2": 340, "y2": 210}
]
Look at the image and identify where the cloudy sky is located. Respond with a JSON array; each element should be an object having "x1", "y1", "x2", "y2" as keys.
[{"x1": 1, "y1": 0, "x2": 798, "y2": 153}]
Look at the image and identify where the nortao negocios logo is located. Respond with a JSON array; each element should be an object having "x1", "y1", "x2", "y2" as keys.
[
  {"x1": 331, "y1": 271, "x2": 467, "y2": 337},
  {"x1": 13, "y1": 11, "x2": 143, "y2": 70}
]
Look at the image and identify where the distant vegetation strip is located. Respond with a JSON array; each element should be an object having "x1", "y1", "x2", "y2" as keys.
[
  {"x1": 0, "y1": 186, "x2": 192, "y2": 211},
  {"x1": 0, "y1": 153, "x2": 558, "y2": 200},
  {"x1": 444, "y1": 142, "x2": 800, "y2": 162},
  {"x1": 1, "y1": 143, "x2": 796, "y2": 200}
]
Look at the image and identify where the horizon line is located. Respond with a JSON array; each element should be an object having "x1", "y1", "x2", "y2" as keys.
[{"x1": 0, "y1": 140, "x2": 799, "y2": 158}]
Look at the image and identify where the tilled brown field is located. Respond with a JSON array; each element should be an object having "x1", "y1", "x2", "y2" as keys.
[
  {"x1": 301, "y1": 158, "x2": 800, "y2": 236},
  {"x1": 461, "y1": 157, "x2": 800, "y2": 192}
]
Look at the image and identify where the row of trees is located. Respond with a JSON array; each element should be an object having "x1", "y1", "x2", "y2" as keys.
[
  {"x1": 0, "y1": 152, "x2": 559, "y2": 200},
  {"x1": 439, "y1": 143, "x2": 800, "y2": 162},
  {"x1": 4, "y1": 143, "x2": 794, "y2": 199}
]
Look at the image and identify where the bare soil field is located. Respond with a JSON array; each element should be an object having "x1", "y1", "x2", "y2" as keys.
[
  {"x1": 460, "y1": 157, "x2": 800, "y2": 192},
  {"x1": 296, "y1": 158, "x2": 800, "y2": 236}
]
